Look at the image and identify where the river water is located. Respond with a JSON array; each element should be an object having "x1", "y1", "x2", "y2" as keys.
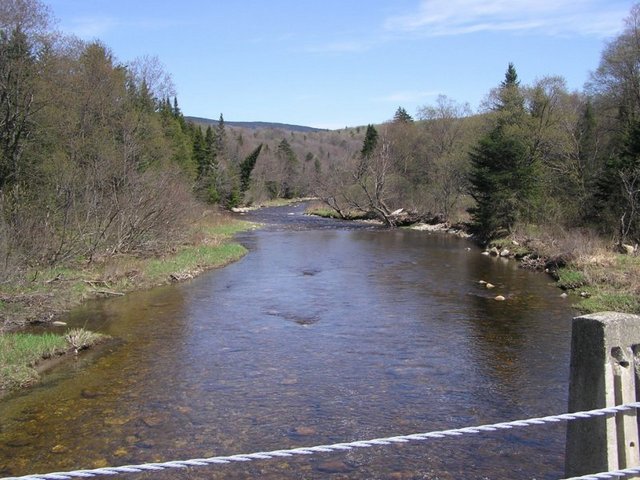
[{"x1": 0, "y1": 203, "x2": 575, "y2": 479}]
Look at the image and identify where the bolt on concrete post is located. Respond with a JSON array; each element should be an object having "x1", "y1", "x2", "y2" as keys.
[{"x1": 565, "y1": 312, "x2": 640, "y2": 478}]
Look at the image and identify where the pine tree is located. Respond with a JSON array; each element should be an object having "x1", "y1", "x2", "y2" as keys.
[
  {"x1": 357, "y1": 124, "x2": 379, "y2": 180},
  {"x1": 214, "y1": 113, "x2": 226, "y2": 157},
  {"x1": 277, "y1": 138, "x2": 299, "y2": 198},
  {"x1": 239, "y1": 144, "x2": 262, "y2": 193},
  {"x1": 467, "y1": 63, "x2": 536, "y2": 242},
  {"x1": 361, "y1": 124, "x2": 378, "y2": 159},
  {"x1": 393, "y1": 107, "x2": 413, "y2": 123},
  {"x1": 191, "y1": 127, "x2": 206, "y2": 175}
]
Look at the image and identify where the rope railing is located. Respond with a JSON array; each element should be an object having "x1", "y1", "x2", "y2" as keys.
[
  {"x1": 3, "y1": 402, "x2": 640, "y2": 480},
  {"x1": 564, "y1": 466, "x2": 640, "y2": 480}
]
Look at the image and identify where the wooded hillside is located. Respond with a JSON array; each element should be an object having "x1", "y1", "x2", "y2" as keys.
[{"x1": 2, "y1": 0, "x2": 640, "y2": 284}]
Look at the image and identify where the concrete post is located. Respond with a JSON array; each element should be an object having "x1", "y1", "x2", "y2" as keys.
[{"x1": 565, "y1": 312, "x2": 640, "y2": 477}]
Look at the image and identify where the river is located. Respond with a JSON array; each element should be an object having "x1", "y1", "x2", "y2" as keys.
[{"x1": 0, "y1": 203, "x2": 574, "y2": 479}]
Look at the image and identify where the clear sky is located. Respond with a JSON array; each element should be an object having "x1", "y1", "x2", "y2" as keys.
[{"x1": 46, "y1": 0, "x2": 635, "y2": 129}]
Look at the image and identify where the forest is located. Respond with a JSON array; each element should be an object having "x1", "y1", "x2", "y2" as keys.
[{"x1": 1, "y1": 0, "x2": 640, "y2": 283}]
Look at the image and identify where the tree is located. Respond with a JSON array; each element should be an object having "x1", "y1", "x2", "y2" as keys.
[
  {"x1": 276, "y1": 138, "x2": 299, "y2": 198},
  {"x1": 0, "y1": 26, "x2": 36, "y2": 189},
  {"x1": 127, "y1": 55, "x2": 175, "y2": 103},
  {"x1": 393, "y1": 106, "x2": 413, "y2": 123},
  {"x1": 214, "y1": 113, "x2": 226, "y2": 158},
  {"x1": 585, "y1": 4, "x2": 640, "y2": 241},
  {"x1": 239, "y1": 144, "x2": 262, "y2": 193},
  {"x1": 588, "y1": 4, "x2": 640, "y2": 127},
  {"x1": 467, "y1": 64, "x2": 537, "y2": 242},
  {"x1": 418, "y1": 95, "x2": 474, "y2": 220},
  {"x1": 360, "y1": 124, "x2": 378, "y2": 159}
]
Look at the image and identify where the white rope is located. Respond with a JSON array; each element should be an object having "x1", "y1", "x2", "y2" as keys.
[
  {"x1": 3, "y1": 402, "x2": 640, "y2": 480},
  {"x1": 562, "y1": 466, "x2": 640, "y2": 480}
]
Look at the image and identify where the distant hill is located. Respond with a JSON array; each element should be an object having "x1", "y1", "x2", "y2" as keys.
[{"x1": 186, "y1": 116, "x2": 328, "y2": 133}]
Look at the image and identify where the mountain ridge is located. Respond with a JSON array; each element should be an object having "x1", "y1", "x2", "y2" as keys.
[{"x1": 186, "y1": 116, "x2": 329, "y2": 133}]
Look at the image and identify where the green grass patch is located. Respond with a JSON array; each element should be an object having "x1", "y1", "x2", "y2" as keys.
[
  {"x1": 577, "y1": 291, "x2": 640, "y2": 314},
  {"x1": 304, "y1": 203, "x2": 371, "y2": 220},
  {"x1": 305, "y1": 206, "x2": 343, "y2": 219},
  {"x1": 145, "y1": 243, "x2": 248, "y2": 284},
  {"x1": 556, "y1": 268, "x2": 587, "y2": 290},
  {"x1": 200, "y1": 219, "x2": 257, "y2": 238},
  {"x1": 1, "y1": 214, "x2": 255, "y2": 331},
  {"x1": 0, "y1": 329, "x2": 106, "y2": 391}
]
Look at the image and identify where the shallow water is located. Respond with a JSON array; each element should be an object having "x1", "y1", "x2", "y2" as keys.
[{"x1": 0, "y1": 204, "x2": 574, "y2": 479}]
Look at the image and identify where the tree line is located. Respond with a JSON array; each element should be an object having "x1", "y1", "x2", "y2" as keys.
[
  {"x1": 2, "y1": 0, "x2": 640, "y2": 280},
  {"x1": 315, "y1": 4, "x2": 640, "y2": 248},
  {"x1": 0, "y1": 0, "x2": 357, "y2": 278}
]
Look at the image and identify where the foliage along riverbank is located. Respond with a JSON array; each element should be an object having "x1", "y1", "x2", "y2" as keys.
[
  {"x1": 0, "y1": 329, "x2": 106, "y2": 392},
  {"x1": 305, "y1": 201, "x2": 639, "y2": 315},
  {"x1": 0, "y1": 211, "x2": 253, "y2": 332},
  {"x1": 486, "y1": 227, "x2": 640, "y2": 315},
  {"x1": 0, "y1": 212, "x2": 255, "y2": 394}
]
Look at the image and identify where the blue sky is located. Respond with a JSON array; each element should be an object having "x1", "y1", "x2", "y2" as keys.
[{"x1": 47, "y1": 0, "x2": 634, "y2": 129}]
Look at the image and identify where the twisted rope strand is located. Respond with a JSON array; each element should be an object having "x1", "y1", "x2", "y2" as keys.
[
  {"x1": 3, "y1": 402, "x2": 639, "y2": 480},
  {"x1": 562, "y1": 466, "x2": 640, "y2": 480}
]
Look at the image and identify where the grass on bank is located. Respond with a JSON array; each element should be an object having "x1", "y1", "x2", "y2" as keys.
[
  {"x1": 0, "y1": 329, "x2": 105, "y2": 391},
  {"x1": 0, "y1": 212, "x2": 256, "y2": 331},
  {"x1": 304, "y1": 201, "x2": 372, "y2": 220},
  {"x1": 568, "y1": 252, "x2": 640, "y2": 314},
  {"x1": 493, "y1": 224, "x2": 640, "y2": 315}
]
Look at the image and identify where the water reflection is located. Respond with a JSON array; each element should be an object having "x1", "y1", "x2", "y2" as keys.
[{"x1": 0, "y1": 206, "x2": 574, "y2": 479}]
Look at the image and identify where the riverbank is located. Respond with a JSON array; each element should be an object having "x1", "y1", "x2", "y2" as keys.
[
  {"x1": 409, "y1": 222, "x2": 640, "y2": 314},
  {"x1": 0, "y1": 329, "x2": 107, "y2": 392},
  {"x1": 0, "y1": 210, "x2": 254, "y2": 332},
  {"x1": 0, "y1": 210, "x2": 256, "y2": 394},
  {"x1": 484, "y1": 226, "x2": 640, "y2": 314},
  {"x1": 304, "y1": 201, "x2": 639, "y2": 314}
]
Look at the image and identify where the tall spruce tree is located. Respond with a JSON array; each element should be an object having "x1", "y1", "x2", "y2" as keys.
[
  {"x1": 467, "y1": 63, "x2": 536, "y2": 242},
  {"x1": 393, "y1": 107, "x2": 413, "y2": 123},
  {"x1": 239, "y1": 144, "x2": 262, "y2": 193}
]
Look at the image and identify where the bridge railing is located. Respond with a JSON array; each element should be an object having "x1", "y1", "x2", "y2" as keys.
[
  {"x1": 566, "y1": 312, "x2": 640, "y2": 478},
  {"x1": 4, "y1": 312, "x2": 640, "y2": 480}
]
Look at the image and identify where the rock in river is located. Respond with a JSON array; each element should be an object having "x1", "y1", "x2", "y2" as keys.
[{"x1": 316, "y1": 460, "x2": 354, "y2": 474}]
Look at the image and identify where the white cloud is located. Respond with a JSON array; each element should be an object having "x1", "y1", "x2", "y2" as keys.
[
  {"x1": 66, "y1": 16, "x2": 117, "y2": 38},
  {"x1": 65, "y1": 16, "x2": 188, "y2": 40},
  {"x1": 384, "y1": 0, "x2": 628, "y2": 37}
]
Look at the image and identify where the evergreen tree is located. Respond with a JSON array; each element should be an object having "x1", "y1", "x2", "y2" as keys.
[
  {"x1": 239, "y1": 144, "x2": 262, "y2": 193},
  {"x1": 357, "y1": 124, "x2": 379, "y2": 180},
  {"x1": 361, "y1": 124, "x2": 378, "y2": 159},
  {"x1": 214, "y1": 113, "x2": 226, "y2": 157},
  {"x1": 277, "y1": 138, "x2": 299, "y2": 198},
  {"x1": 592, "y1": 120, "x2": 640, "y2": 242},
  {"x1": 191, "y1": 127, "x2": 206, "y2": 175},
  {"x1": 393, "y1": 106, "x2": 413, "y2": 123},
  {"x1": 467, "y1": 63, "x2": 536, "y2": 242}
]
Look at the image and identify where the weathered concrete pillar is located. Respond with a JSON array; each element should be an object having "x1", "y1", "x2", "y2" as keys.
[{"x1": 565, "y1": 312, "x2": 640, "y2": 477}]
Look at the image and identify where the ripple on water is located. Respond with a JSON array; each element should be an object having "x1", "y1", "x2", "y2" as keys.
[{"x1": 0, "y1": 205, "x2": 574, "y2": 479}]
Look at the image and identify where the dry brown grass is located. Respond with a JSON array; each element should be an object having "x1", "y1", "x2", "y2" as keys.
[{"x1": 508, "y1": 222, "x2": 640, "y2": 313}]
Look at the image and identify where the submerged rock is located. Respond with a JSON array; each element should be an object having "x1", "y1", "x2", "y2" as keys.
[
  {"x1": 494, "y1": 295, "x2": 506, "y2": 301},
  {"x1": 316, "y1": 460, "x2": 354, "y2": 474},
  {"x1": 81, "y1": 389, "x2": 103, "y2": 399},
  {"x1": 291, "y1": 426, "x2": 317, "y2": 436},
  {"x1": 51, "y1": 444, "x2": 67, "y2": 454}
]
